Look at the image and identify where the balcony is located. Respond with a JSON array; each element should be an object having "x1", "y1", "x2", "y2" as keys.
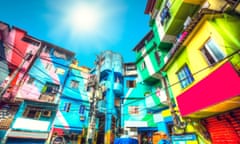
[
  {"x1": 133, "y1": 31, "x2": 155, "y2": 62},
  {"x1": 145, "y1": 88, "x2": 168, "y2": 110},
  {"x1": 155, "y1": 0, "x2": 201, "y2": 43},
  {"x1": 177, "y1": 61, "x2": 240, "y2": 118}
]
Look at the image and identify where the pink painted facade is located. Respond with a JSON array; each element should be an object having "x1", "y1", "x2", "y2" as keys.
[{"x1": 177, "y1": 62, "x2": 240, "y2": 117}]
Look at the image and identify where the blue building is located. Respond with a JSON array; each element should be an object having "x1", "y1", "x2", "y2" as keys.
[
  {"x1": 51, "y1": 60, "x2": 90, "y2": 144},
  {"x1": 5, "y1": 41, "x2": 75, "y2": 144},
  {"x1": 90, "y1": 50, "x2": 124, "y2": 144}
]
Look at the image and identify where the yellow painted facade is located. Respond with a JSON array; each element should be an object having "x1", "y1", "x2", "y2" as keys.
[
  {"x1": 164, "y1": 13, "x2": 240, "y2": 143},
  {"x1": 166, "y1": 15, "x2": 233, "y2": 98}
]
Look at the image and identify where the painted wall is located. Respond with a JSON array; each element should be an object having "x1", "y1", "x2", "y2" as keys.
[
  {"x1": 164, "y1": 14, "x2": 240, "y2": 144},
  {"x1": 166, "y1": 14, "x2": 240, "y2": 98},
  {"x1": 15, "y1": 45, "x2": 74, "y2": 103},
  {"x1": 123, "y1": 82, "x2": 157, "y2": 128},
  {"x1": 1, "y1": 27, "x2": 41, "y2": 99},
  {"x1": 11, "y1": 101, "x2": 56, "y2": 132},
  {"x1": 0, "y1": 23, "x2": 9, "y2": 84},
  {"x1": 53, "y1": 68, "x2": 90, "y2": 132}
]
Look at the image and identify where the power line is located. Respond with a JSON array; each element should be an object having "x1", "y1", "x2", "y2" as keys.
[{"x1": 121, "y1": 49, "x2": 240, "y2": 113}]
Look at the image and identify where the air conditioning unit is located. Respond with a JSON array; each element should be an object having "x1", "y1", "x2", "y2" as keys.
[{"x1": 42, "y1": 110, "x2": 52, "y2": 117}]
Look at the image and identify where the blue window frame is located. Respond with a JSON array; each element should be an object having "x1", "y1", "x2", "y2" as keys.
[{"x1": 177, "y1": 65, "x2": 194, "y2": 88}]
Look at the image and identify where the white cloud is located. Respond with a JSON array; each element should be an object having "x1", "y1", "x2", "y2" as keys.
[{"x1": 45, "y1": 0, "x2": 127, "y2": 54}]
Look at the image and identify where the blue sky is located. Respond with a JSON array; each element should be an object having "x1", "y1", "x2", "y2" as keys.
[{"x1": 0, "y1": 0, "x2": 150, "y2": 67}]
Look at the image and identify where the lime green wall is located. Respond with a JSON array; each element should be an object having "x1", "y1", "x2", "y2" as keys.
[
  {"x1": 166, "y1": 14, "x2": 240, "y2": 97},
  {"x1": 165, "y1": 14, "x2": 240, "y2": 144}
]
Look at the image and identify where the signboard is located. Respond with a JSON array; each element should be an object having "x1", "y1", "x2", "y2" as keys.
[
  {"x1": 125, "y1": 121, "x2": 148, "y2": 127},
  {"x1": 171, "y1": 134, "x2": 197, "y2": 141},
  {"x1": 8, "y1": 130, "x2": 48, "y2": 139}
]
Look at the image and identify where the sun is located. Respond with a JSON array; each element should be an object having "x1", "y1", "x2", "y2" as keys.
[{"x1": 66, "y1": 2, "x2": 103, "y2": 34}]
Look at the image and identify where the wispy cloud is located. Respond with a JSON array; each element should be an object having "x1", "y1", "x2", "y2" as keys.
[{"x1": 44, "y1": 0, "x2": 127, "y2": 54}]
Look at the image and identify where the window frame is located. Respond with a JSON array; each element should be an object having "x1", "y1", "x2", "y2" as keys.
[
  {"x1": 42, "y1": 82, "x2": 59, "y2": 96},
  {"x1": 154, "y1": 51, "x2": 161, "y2": 65},
  {"x1": 27, "y1": 77, "x2": 34, "y2": 84},
  {"x1": 201, "y1": 38, "x2": 225, "y2": 65},
  {"x1": 127, "y1": 80, "x2": 136, "y2": 88},
  {"x1": 176, "y1": 64, "x2": 194, "y2": 89},
  {"x1": 70, "y1": 80, "x2": 79, "y2": 89},
  {"x1": 45, "y1": 63, "x2": 52, "y2": 71},
  {"x1": 128, "y1": 106, "x2": 139, "y2": 115},
  {"x1": 141, "y1": 61, "x2": 146, "y2": 71},
  {"x1": 64, "y1": 102, "x2": 71, "y2": 112},
  {"x1": 23, "y1": 106, "x2": 42, "y2": 119}
]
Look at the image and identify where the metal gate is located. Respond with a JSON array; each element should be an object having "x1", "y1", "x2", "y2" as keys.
[{"x1": 203, "y1": 108, "x2": 240, "y2": 144}]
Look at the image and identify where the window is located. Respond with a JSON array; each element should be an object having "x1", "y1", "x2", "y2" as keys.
[
  {"x1": 141, "y1": 61, "x2": 146, "y2": 70},
  {"x1": 177, "y1": 65, "x2": 194, "y2": 88},
  {"x1": 64, "y1": 103, "x2": 71, "y2": 112},
  {"x1": 43, "y1": 46, "x2": 50, "y2": 53},
  {"x1": 127, "y1": 80, "x2": 136, "y2": 88},
  {"x1": 27, "y1": 77, "x2": 34, "y2": 84},
  {"x1": 70, "y1": 80, "x2": 79, "y2": 89},
  {"x1": 45, "y1": 63, "x2": 52, "y2": 71},
  {"x1": 55, "y1": 68, "x2": 65, "y2": 75},
  {"x1": 160, "y1": 6, "x2": 170, "y2": 25},
  {"x1": 154, "y1": 51, "x2": 161, "y2": 65},
  {"x1": 22, "y1": 36, "x2": 40, "y2": 46},
  {"x1": 79, "y1": 105, "x2": 85, "y2": 114},
  {"x1": 42, "y1": 82, "x2": 59, "y2": 96},
  {"x1": 23, "y1": 106, "x2": 42, "y2": 119},
  {"x1": 201, "y1": 38, "x2": 225, "y2": 65},
  {"x1": 128, "y1": 106, "x2": 139, "y2": 115},
  {"x1": 53, "y1": 50, "x2": 67, "y2": 59},
  {"x1": 125, "y1": 65, "x2": 136, "y2": 71}
]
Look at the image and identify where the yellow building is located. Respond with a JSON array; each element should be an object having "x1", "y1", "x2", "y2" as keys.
[{"x1": 163, "y1": 3, "x2": 240, "y2": 143}]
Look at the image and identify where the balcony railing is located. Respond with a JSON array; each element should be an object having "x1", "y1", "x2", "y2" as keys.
[{"x1": 164, "y1": 8, "x2": 223, "y2": 66}]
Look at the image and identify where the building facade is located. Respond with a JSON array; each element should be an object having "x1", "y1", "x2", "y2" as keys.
[
  {"x1": 160, "y1": 0, "x2": 240, "y2": 143},
  {"x1": 4, "y1": 41, "x2": 75, "y2": 143},
  {"x1": 0, "y1": 23, "x2": 42, "y2": 143},
  {"x1": 50, "y1": 60, "x2": 90, "y2": 144},
  {"x1": 92, "y1": 50, "x2": 124, "y2": 144}
]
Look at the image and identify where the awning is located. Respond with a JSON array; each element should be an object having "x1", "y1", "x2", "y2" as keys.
[{"x1": 7, "y1": 130, "x2": 48, "y2": 139}]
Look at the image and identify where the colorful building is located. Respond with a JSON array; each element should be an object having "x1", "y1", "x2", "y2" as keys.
[
  {"x1": 0, "y1": 23, "x2": 42, "y2": 143},
  {"x1": 91, "y1": 50, "x2": 123, "y2": 144},
  {"x1": 4, "y1": 41, "x2": 75, "y2": 143},
  {"x1": 162, "y1": 0, "x2": 240, "y2": 143},
  {"x1": 141, "y1": 0, "x2": 211, "y2": 143},
  {"x1": 122, "y1": 74, "x2": 157, "y2": 143},
  {"x1": 0, "y1": 22, "x2": 9, "y2": 85},
  {"x1": 132, "y1": 30, "x2": 175, "y2": 144},
  {"x1": 50, "y1": 60, "x2": 90, "y2": 144}
]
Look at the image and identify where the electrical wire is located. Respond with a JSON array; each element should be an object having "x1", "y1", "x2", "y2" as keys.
[{"x1": 1, "y1": 37, "x2": 239, "y2": 121}]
